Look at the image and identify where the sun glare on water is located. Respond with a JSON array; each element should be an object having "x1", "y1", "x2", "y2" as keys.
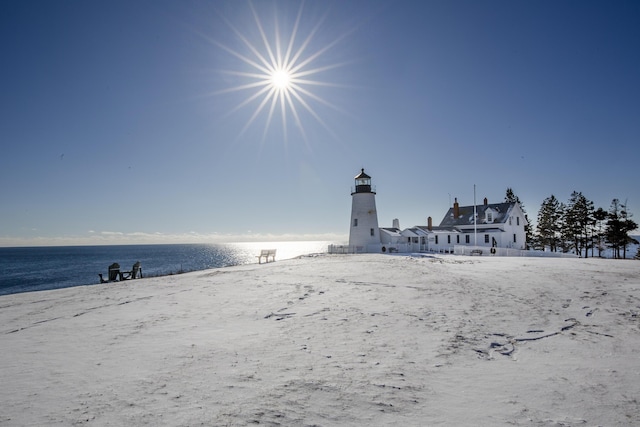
[{"x1": 210, "y1": 2, "x2": 351, "y2": 143}]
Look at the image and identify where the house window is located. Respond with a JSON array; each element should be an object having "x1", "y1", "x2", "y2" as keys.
[
  {"x1": 517, "y1": 217, "x2": 520, "y2": 226},
  {"x1": 509, "y1": 217, "x2": 512, "y2": 225},
  {"x1": 465, "y1": 235, "x2": 470, "y2": 244},
  {"x1": 353, "y1": 218, "x2": 358, "y2": 227},
  {"x1": 513, "y1": 234, "x2": 517, "y2": 243},
  {"x1": 447, "y1": 235, "x2": 451, "y2": 244},
  {"x1": 484, "y1": 234, "x2": 489, "y2": 243},
  {"x1": 456, "y1": 235, "x2": 460, "y2": 244},
  {"x1": 370, "y1": 228, "x2": 375, "y2": 237},
  {"x1": 413, "y1": 237, "x2": 418, "y2": 243},
  {"x1": 435, "y1": 236, "x2": 439, "y2": 244},
  {"x1": 487, "y1": 212, "x2": 493, "y2": 222}
]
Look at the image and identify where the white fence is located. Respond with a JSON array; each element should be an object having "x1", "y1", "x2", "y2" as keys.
[
  {"x1": 328, "y1": 244, "x2": 579, "y2": 258},
  {"x1": 453, "y1": 246, "x2": 578, "y2": 258},
  {"x1": 328, "y1": 244, "x2": 387, "y2": 254},
  {"x1": 327, "y1": 244, "x2": 352, "y2": 254}
]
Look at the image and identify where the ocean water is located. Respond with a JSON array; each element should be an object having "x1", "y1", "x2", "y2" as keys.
[{"x1": 0, "y1": 241, "x2": 334, "y2": 296}]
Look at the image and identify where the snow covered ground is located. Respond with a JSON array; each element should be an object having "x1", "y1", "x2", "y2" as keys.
[{"x1": 1, "y1": 254, "x2": 639, "y2": 426}]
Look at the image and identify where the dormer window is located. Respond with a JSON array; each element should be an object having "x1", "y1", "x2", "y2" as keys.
[{"x1": 485, "y1": 208, "x2": 495, "y2": 223}]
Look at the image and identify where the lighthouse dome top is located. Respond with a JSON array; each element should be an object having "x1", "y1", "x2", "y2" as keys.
[{"x1": 354, "y1": 168, "x2": 371, "y2": 180}]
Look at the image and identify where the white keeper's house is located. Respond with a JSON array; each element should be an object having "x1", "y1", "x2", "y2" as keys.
[{"x1": 338, "y1": 168, "x2": 528, "y2": 255}]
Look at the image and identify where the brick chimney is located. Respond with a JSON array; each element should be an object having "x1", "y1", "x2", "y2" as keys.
[
  {"x1": 484, "y1": 197, "x2": 488, "y2": 206},
  {"x1": 427, "y1": 216, "x2": 433, "y2": 231},
  {"x1": 453, "y1": 198, "x2": 460, "y2": 218}
]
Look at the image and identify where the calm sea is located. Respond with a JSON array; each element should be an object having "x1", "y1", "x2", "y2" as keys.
[{"x1": 0, "y1": 241, "x2": 334, "y2": 296}]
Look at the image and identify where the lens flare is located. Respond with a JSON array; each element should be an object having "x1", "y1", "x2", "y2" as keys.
[{"x1": 208, "y1": 1, "x2": 352, "y2": 144}]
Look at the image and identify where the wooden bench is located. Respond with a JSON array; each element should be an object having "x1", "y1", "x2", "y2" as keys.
[{"x1": 257, "y1": 249, "x2": 277, "y2": 264}]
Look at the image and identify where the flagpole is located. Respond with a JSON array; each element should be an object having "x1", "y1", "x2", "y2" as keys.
[{"x1": 474, "y1": 184, "x2": 477, "y2": 247}]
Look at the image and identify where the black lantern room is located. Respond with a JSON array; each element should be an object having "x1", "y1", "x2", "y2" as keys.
[{"x1": 352, "y1": 168, "x2": 375, "y2": 194}]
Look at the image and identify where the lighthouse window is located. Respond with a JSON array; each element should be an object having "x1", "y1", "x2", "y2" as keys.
[
  {"x1": 353, "y1": 218, "x2": 358, "y2": 227},
  {"x1": 370, "y1": 228, "x2": 375, "y2": 236}
]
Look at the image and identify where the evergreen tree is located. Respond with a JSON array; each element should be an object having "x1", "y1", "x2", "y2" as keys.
[
  {"x1": 604, "y1": 199, "x2": 637, "y2": 258},
  {"x1": 561, "y1": 197, "x2": 577, "y2": 254},
  {"x1": 619, "y1": 200, "x2": 638, "y2": 259},
  {"x1": 592, "y1": 207, "x2": 608, "y2": 257},
  {"x1": 606, "y1": 199, "x2": 624, "y2": 258},
  {"x1": 558, "y1": 202, "x2": 572, "y2": 253},
  {"x1": 504, "y1": 188, "x2": 520, "y2": 204},
  {"x1": 564, "y1": 191, "x2": 594, "y2": 257},
  {"x1": 536, "y1": 195, "x2": 562, "y2": 252}
]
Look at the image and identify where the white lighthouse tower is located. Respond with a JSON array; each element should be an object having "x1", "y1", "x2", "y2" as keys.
[{"x1": 348, "y1": 168, "x2": 381, "y2": 253}]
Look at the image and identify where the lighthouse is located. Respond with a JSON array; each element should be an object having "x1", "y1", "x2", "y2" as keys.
[{"x1": 348, "y1": 168, "x2": 381, "y2": 253}]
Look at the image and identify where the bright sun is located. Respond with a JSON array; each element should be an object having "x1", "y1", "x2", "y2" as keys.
[
  {"x1": 271, "y1": 68, "x2": 291, "y2": 90},
  {"x1": 211, "y1": 2, "x2": 350, "y2": 143}
]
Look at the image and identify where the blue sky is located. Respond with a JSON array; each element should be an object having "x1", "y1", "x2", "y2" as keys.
[{"x1": 1, "y1": 0, "x2": 638, "y2": 246}]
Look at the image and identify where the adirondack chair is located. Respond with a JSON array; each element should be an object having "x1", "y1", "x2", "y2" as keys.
[
  {"x1": 120, "y1": 261, "x2": 142, "y2": 280},
  {"x1": 98, "y1": 263, "x2": 121, "y2": 283}
]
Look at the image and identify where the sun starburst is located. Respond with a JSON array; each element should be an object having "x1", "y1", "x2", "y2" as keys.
[
  {"x1": 209, "y1": 1, "x2": 352, "y2": 145},
  {"x1": 271, "y1": 68, "x2": 291, "y2": 89}
]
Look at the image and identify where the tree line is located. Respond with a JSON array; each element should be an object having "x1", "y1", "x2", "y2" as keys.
[
  {"x1": 503, "y1": 189, "x2": 637, "y2": 258},
  {"x1": 532, "y1": 192, "x2": 638, "y2": 258}
]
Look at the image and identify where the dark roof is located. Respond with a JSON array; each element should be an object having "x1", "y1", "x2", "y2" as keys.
[
  {"x1": 381, "y1": 227, "x2": 401, "y2": 233},
  {"x1": 354, "y1": 168, "x2": 371, "y2": 179},
  {"x1": 460, "y1": 227, "x2": 504, "y2": 233},
  {"x1": 439, "y1": 202, "x2": 515, "y2": 227},
  {"x1": 414, "y1": 225, "x2": 457, "y2": 233}
]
